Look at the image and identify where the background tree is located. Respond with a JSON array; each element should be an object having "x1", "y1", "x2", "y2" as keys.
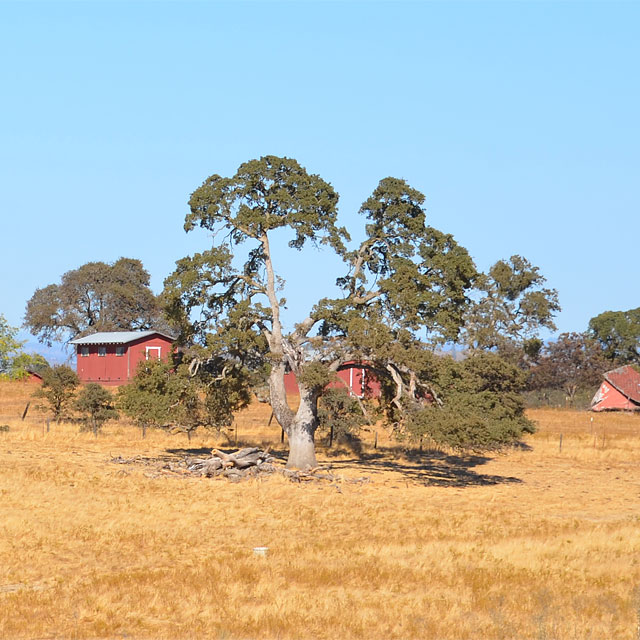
[
  {"x1": 165, "y1": 156, "x2": 540, "y2": 468},
  {"x1": 33, "y1": 365, "x2": 80, "y2": 421},
  {"x1": 0, "y1": 314, "x2": 46, "y2": 379},
  {"x1": 527, "y1": 332, "x2": 609, "y2": 406},
  {"x1": 25, "y1": 257, "x2": 164, "y2": 345},
  {"x1": 588, "y1": 307, "x2": 640, "y2": 364},
  {"x1": 463, "y1": 255, "x2": 560, "y2": 355},
  {"x1": 0, "y1": 314, "x2": 24, "y2": 376},
  {"x1": 75, "y1": 383, "x2": 119, "y2": 435}
]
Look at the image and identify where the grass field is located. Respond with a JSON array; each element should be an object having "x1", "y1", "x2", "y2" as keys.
[{"x1": 1, "y1": 380, "x2": 640, "y2": 639}]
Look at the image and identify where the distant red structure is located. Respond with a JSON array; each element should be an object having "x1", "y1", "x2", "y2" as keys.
[
  {"x1": 284, "y1": 362, "x2": 382, "y2": 398},
  {"x1": 70, "y1": 331, "x2": 174, "y2": 386},
  {"x1": 591, "y1": 365, "x2": 640, "y2": 412},
  {"x1": 24, "y1": 370, "x2": 43, "y2": 384}
]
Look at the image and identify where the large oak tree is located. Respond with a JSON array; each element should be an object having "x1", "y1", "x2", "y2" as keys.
[
  {"x1": 25, "y1": 258, "x2": 163, "y2": 345},
  {"x1": 164, "y1": 156, "x2": 542, "y2": 468}
]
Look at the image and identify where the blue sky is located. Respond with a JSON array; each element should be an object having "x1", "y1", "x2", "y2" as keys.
[{"x1": 1, "y1": 1, "x2": 638, "y2": 361}]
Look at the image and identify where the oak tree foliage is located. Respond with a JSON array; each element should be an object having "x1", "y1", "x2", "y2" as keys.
[
  {"x1": 75, "y1": 383, "x2": 119, "y2": 434},
  {"x1": 527, "y1": 332, "x2": 609, "y2": 405},
  {"x1": 164, "y1": 156, "x2": 554, "y2": 467},
  {"x1": 32, "y1": 365, "x2": 80, "y2": 421},
  {"x1": 588, "y1": 307, "x2": 640, "y2": 364},
  {"x1": 25, "y1": 258, "x2": 164, "y2": 345},
  {"x1": 463, "y1": 255, "x2": 560, "y2": 352}
]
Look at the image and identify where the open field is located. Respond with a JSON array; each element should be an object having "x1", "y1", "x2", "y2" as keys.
[{"x1": 1, "y1": 380, "x2": 640, "y2": 639}]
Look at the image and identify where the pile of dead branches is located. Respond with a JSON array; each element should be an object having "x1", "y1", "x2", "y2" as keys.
[
  {"x1": 186, "y1": 447, "x2": 277, "y2": 480},
  {"x1": 109, "y1": 447, "x2": 370, "y2": 485}
]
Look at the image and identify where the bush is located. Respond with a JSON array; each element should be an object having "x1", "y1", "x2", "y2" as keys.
[
  {"x1": 32, "y1": 365, "x2": 80, "y2": 421},
  {"x1": 405, "y1": 352, "x2": 535, "y2": 450},
  {"x1": 75, "y1": 383, "x2": 119, "y2": 434}
]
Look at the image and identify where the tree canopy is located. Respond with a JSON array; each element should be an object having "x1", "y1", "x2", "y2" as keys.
[
  {"x1": 527, "y1": 332, "x2": 609, "y2": 404},
  {"x1": 588, "y1": 307, "x2": 640, "y2": 364},
  {"x1": 0, "y1": 313, "x2": 48, "y2": 379},
  {"x1": 463, "y1": 255, "x2": 560, "y2": 352},
  {"x1": 25, "y1": 258, "x2": 163, "y2": 345},
  {"x1": 165, "y1": 156, "x2": 557, "y2": 468}
]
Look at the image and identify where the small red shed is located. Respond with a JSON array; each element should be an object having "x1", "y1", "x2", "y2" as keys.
[
  {"x1": 591, "y1": 365, "x2": 640, "y2": 412},
  {"x1": 70, "y1": 331, "x2": 174, "y2": 386}
]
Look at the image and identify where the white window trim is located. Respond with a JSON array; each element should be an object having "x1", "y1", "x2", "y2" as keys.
[
  {"x1": 98, "y1": 346, "x2": 107, "y2": 357},
  {"x1": 80, "y1": 346, "x2": 89, "y2": 357},
  {"x1": 145, "y1": 346, "x2": 161, "y2": 360}
]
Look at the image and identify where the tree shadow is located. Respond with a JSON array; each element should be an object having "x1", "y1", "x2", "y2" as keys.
[
  {"x1": 325, "y1": 448, "x2": 523, "y2": 487},
  {"x1": 162, "y1": 445, "x2": 523, "y2": 487}
]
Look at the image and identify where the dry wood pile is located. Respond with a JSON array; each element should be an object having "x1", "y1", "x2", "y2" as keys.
[
  {"x1": 109, "y1": 447, "x2": 370, "y2": 485},
  {"x1": 187, "y1": 447, "x2": 277, "y2": 479}
]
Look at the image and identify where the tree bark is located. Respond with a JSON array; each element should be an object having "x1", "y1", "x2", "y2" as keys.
[{"x1": 286, "y1": 386, "x2": 319, "y2": 469}]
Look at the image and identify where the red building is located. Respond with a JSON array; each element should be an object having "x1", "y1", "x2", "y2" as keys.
[
  {"x1": 70, "y1": 331, "x2": 174, "y2": 386},
  {"x1": 591, "y1": 365, "x2": 640, "y2": 412},
  {"x1": 284, "y1": 362, "x2": 382, "y2": 398}
]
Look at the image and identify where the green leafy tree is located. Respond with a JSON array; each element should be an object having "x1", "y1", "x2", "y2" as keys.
[
  {"x1": 9, "y1": 352, "x2": 50, "y2": 380},
  {"x1": 117, "y1": 359, "x2": 251, "y2": 439},
  {"x1": 317, "y1": 388, "x2": 368, "y2": 449},
  {"x1": 0, "y1": 314, "x2": 23, "y2": 375},
  {"x1": 75, "y1": 383, "x2": 119, "y2": 435},
  {"x1": 463, "y1": 255, "x2": 560, "y2": 352},
  {"x1": 406, "y1": 352, "x2": 535, "y2": 450},
  {"x1": 528, "y1": 332, "x2": 609, "y2": 405},
  {"x1": 25, "y1": 258, "x2": 164, "y2": 345},
  {"x1": 588, "y1": 308, "x2": 640, "y2": 364},
  {"x1": 33, "y1": 365, "x2": 80, "y2": 421},
  {"x1": 165, "y1": 156, "x2": 534, "y2": 468}
]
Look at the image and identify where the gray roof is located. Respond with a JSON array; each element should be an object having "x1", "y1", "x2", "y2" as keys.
[{"x1": 70, "y1": 330, "x2": 175, "y2": 345}]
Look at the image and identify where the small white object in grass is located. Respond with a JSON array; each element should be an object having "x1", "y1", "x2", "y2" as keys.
[{"x1": 253, "y1": 546, "x2": 269, "y2": 557}]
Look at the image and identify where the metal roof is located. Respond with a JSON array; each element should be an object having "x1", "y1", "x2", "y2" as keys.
[
  {"x1": 604, "y1": 365, "x2": 640, "y2": 404},
  {"x1": 70, "y1": 330, "x2": 175, "y2": 345}
]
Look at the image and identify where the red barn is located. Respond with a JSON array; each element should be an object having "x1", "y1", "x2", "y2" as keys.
[
  {"x1": 591, "y1": 365, "x2": 640, "y2": 412},
  {"x1": 70, "y1": 331, "x2": 174, "y2": 386},
  {"x1": 284, "y1": 362, "x2": 382, "y2": 398}
]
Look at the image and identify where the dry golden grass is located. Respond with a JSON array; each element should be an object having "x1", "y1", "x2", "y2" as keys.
[{"x1": 1, "y1": 380, "x2": 640, "y2": 639}]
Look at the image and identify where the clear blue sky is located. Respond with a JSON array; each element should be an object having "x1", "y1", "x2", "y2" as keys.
[{"x1": 1, "y1": 1, "x2": 638, "y2": 360}]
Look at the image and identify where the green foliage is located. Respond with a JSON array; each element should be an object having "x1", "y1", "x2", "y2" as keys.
[
  {"x1": 0, "y1": 314, "x2": 44, "y2": 379},
  {"x1": 117, "y1": 359, "x2": 252, "y2": 437},
  {"x1": 25, "y1": 258, "x2": 164, "y2": 345},
  {"x1": 117, "y1": 360, "x2": 181, "y2": 434},
  {"x1": 75, "y1": 383, "x2": 119, "y2": 433},
  {"x1": 527, "y1": 332, "x2": 609, "y2": 404},
  {"x1": 464, "y1": 255, "x2": 560, "y2": 351},
  {"x1": 0, "y1": 314, "x2": 23, "y2": 375},
  {"x1": 317, "y1": 387, "x2": 368, "y2": 448},
  {"x1": 8, "y1": 352, "x2": 49, "y2": 380},
  {"x1": 167, "y1": 156, "x2": 551, "y2": 463},
  {"x1": 33, "y1": 365, "x2": 80, "y2": 420},
  {"x1": 588, "y1": 308, "x2": 640, "y2": 363},
  {"x1": 403, "y1": 353, "x2": 535, "y2": 450}
]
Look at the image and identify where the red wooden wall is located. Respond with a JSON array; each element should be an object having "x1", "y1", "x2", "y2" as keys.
[{"x1": 75, "y1": 334, "x2": 173, "y2": 386}]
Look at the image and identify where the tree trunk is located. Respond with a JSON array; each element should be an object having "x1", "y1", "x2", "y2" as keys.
[
  {"x1": 287, "y1": 419, "x2": 318, "y2": 469},
  {"x1": 286, "y1": 387, "x2": 319, "y2": 469}
]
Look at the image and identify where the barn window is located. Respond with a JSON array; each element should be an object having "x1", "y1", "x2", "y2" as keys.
[
  {"x1": 80, "y1": 346, "x2": 89, "y2": 357},
  {"x1": 98, "y1": 346, "x2": 106, "y2": 357},
  {"x1": 115, "y1": 346, "x2": 125, "y2": 357},
  {"x1": 145, "y1": 346, "x2": 161, "y2": 360}
]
